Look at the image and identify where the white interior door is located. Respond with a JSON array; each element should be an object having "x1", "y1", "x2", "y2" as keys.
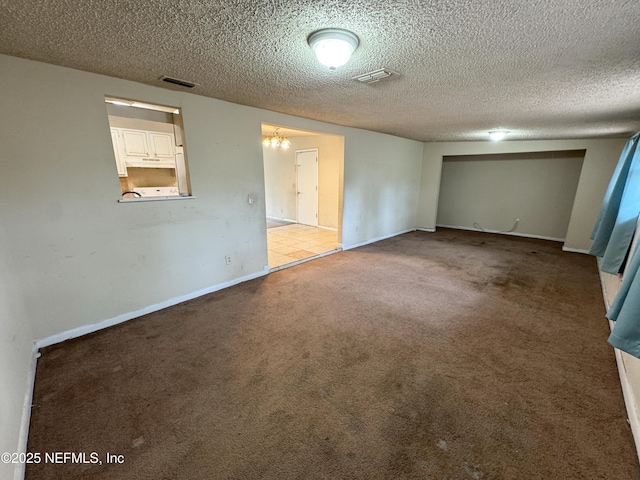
[{"x1": 296, "y1": 149, "x2": 318, "y2": 227}]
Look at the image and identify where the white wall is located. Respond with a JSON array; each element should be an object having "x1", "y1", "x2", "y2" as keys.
[
  {"x1": 1, "y1": 55, "x2": 268, "y2": 341},
  {"x1": 0, "y1": 220, "x2": 34, "y2": 480},
  {"x1": 342, "y1": 130, "x2": 424, "y2": 246},
  {"x1": 419, "y1": 139, "x2": 626, "y2": 251},
  {"x1": 437, "y1": 151, "x2": 584, "y2": 240},
  {"x1": 262, "y1": 144, "x2": 297, "y2": 221},
  {"x1": 0, "y1": 52, "x2": 424, "y2": 344}
]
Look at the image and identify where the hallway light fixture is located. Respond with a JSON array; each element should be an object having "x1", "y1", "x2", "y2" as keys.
[
  {"x1": 308, "y1": 28, "x2": 359, "y2": 71},
  {"x1": 489, "y1": 130, "x2": 509, "y2": 141},
  {"x1": 262, "y1": 128, "x2": 291, "y2": 149}
]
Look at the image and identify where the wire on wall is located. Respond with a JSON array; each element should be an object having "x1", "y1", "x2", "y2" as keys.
[{"x1": 473, "y1": 218, "x2": 519, "y2": 233}]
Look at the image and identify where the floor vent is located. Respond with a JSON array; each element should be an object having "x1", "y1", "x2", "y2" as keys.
[
  {"x1": 160, "y1": 76, "x2": 199, "y2": 88},
  {"x1": 353, "y1": 68, "x2": 399, "y2": 84}
]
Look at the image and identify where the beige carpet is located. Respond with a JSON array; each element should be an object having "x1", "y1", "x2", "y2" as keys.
[{"x1": 26, "y1": 229, "x2": 640, "y2": 479}]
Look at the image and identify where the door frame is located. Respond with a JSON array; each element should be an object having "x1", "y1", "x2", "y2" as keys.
[{"x1": 295, "y1": 148, "x2": 319, "y2": 226}]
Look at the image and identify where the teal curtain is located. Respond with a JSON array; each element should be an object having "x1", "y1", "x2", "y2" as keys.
[
  {"x1": 589, "y1": 133, "x2": 640, "y2": 358},
  {"x1": 608, "y1": 243, "x2": 640, "y2": 356},
  {"x1": 589, "y1": 135, "x2": 640, "y2": 274}
]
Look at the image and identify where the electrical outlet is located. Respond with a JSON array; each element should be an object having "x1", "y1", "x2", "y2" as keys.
[{"x1": 225, "y1": 255, "x2": 232, "y2": 265}]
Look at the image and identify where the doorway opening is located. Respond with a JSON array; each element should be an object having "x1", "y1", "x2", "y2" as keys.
[{"x1": 262, "y1": 124, "x2": 344, "y2": 269}]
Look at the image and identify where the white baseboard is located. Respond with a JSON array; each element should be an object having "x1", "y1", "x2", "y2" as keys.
[
  {"x1": 269, "y1": 247, "x2": 342, "y2": 272},
  {"x1": 15, "y1": 345, "x2": 39, "y2": 480},
  {"x1": 266, "y1": 216, "x2": 296, "y2": 223},
  {"x1": 597, "y1": 266, "x2": 640, "y2": 465},
  {"x1": 436, "y1": 224, "x2": 564, "y2": 243},
  {"x1": 318, "y1": 225, "x2": 338, "y2": 232},
  {"x1": 416, "y1": 227, "x2": 436, "y2": 232},
  {"x1": 562, "y1": 246, "x2": 590, "y2": 254},
  {"x1": 36, "y1": 268, "x2": 269, "y2": 349},
  {"x1": 343, "y1": 228, "x2": 415, "y2": 251}
]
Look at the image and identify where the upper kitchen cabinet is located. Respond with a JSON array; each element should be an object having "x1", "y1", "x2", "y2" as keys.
[
  {"x1": 149, "y1": 132, "x2": 175, "y2": 159},
  {"x1": 122, "y1": 129, "x2": 148, "y2": 157},
  {"x1": 114, "y1": 127, "x2": 176, "y2": 168}
]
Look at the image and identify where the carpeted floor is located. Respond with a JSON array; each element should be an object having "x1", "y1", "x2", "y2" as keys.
[{"x1": 26, "y1": 229, "x2": 640, "y2": 479}]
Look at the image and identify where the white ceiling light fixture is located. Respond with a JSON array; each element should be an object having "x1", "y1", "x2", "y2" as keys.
[
  {"x1": 489, "y1": 130, "x2": 509, "y2": 141},
  {"x1": 308, "y1": 28, "x2": 359, "y2": 71},
  {"x1": 262, "y1": 128, "x2": 291, "y2": 150}
]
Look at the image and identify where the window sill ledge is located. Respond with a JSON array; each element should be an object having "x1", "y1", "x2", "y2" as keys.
[{"x1": 118, "y1": 196, "x2": 195, "y2": 203}]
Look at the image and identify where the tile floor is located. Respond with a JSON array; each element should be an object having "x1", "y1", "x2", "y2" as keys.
[{"x1": 267, "y1": 223, "x2": 340, "y2": 268}]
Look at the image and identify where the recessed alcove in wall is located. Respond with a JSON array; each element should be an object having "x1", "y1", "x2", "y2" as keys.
[{"x1": 437, "y1": 150, "x2": 586, "y2": 241}]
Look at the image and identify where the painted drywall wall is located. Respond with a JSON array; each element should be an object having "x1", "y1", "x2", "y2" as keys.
[
  {"x1": 0, "y1": 221, "x2": 34, "y2": 480},
  {"x1": 437, "y1": 151, "x2": 584, "y2": 240},
  {"x1": 262, "y1": 144, "x2": 296, "y2": 221},
  {"x1": 0, "y1": 53, "x2": 423, "y2": 343},
  {"x1": 1, "y1": 55, "x2": 268, "y2": 341},
  {"x1": 342, "y1": 131, "x2": 424, "y2": 246},
  {"x1": 419, "y1": 139, "x2": 626, "y2": 251}
]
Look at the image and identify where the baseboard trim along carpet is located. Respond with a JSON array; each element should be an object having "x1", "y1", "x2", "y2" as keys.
[
  {"x1": 562, "y1": 246, "x2": 590, "y2": 254},
  {"x1": 269, "y1": 247, "x2": 343, "y2": 272},
  {"x1": 597, "y1": 265, "x2": 640, "y2": 464},
  {"x1": 415, "y1": 227, "x2": 436, "y2": 232},
  {"x1": 35, "y1": 268, "x2": 270, "y2": 349},
  {"x1": 16, "y1": 346, "x2": 39, "y2": 480},
  {"x1": 342, "y1": 228, "x2": 415, "y2": 251},
  {"x1": 436, "y1": 224, "x2": 565, "y2": 243}
]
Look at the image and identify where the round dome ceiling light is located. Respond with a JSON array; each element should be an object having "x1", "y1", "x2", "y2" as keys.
[
  {"x1": 308, "y1": 28, "x2": 359, "y2": 71},
  {"x1": 489, "y1": 130, "x2": 509, "y2": 141}
]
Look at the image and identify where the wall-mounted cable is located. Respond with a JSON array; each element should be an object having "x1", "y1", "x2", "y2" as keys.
[{"x1": 473, "y1": 218, "x2": 519, "y2": 233}]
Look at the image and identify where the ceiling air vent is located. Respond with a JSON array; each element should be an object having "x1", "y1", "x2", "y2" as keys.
[
  {"x1": 160, "y1": 76, "x2": 199, "y2": 88},
  {"x1": 353, "y1": 68, "x2": 399, "y2": 84}
]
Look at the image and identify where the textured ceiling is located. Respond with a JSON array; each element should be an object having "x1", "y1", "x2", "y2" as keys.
[{"x1": 1, "y1": 0, "x2": 640, "y2": 141}]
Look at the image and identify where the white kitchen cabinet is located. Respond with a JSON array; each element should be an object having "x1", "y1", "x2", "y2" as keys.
[
  {"x1": 111, "y1": 127, "x2": 176, "y2": 168},
  {"x1": 110, "y1": 128, "x2": 128, "y2": 177},
  {"x1": 122, "y1": 130, "x2": 149, "y2": 157},
  {"x1": 149, "y1": 133, "x2": 174, "y2": 158}
]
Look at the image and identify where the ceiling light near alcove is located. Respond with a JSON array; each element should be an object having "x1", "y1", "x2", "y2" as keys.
[
  {"x1": 489, "y1": 130, "x2": 509, "y2": 141},
  {"x1": 308, "y1": 28, "x2": 359, "y2": 71}
]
